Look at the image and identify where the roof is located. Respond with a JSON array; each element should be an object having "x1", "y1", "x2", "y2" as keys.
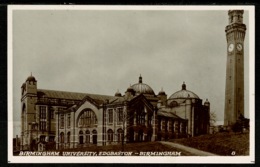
[
  {"x1": 158, "y1": 110, "x2": 184, "y2": 119},
  {"x1": 169, "y1": 89, "x2": 199, "y2": 99},
  {"x1": 26, "y1": 75, "x2": 37, "y2": 82},
  {"x1": 130, "y1": 75, "x2": 155, "y2": 95},
  {"x1": 168, "y1": 82, "x2": 199, "y2": 99},
  {"x1": 37, "y1": 89, "x2": 124, "y2": 105}
]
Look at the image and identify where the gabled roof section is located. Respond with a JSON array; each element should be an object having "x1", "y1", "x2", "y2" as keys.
[
  {"x1": 72, "y1": 94, "x2": 125, "y2": 111},
  {"x1": 158, "y1": 109, "x2": 184, "y2": 119},
  {"x1": 128, "y1": 94, "x2": 154, "y2": 111}
]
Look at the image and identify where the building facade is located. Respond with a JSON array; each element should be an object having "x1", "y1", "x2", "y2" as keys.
[
  {"x1": 224, "y1": 10, "x2": 246, "y2": 126},
  {"x1": 20, "y1": 75, "x2": 210, "y2": 151}
]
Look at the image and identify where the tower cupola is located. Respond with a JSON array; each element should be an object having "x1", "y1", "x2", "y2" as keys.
[
  {"x1": 139, "y1": 74, "x2": 142, "y2": 83},
  {"x1": 182, "y1": 82, "x2": 186, "y2": 90}
]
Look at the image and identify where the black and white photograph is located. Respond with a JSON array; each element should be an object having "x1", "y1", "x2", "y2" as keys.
[{"x1": 8, "y1": 5, "x2": 255, "y2": 163}]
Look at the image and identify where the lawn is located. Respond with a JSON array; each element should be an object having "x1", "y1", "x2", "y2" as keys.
[{"x1": 170, "y1": 132, "x2": 249, "y2": 156}]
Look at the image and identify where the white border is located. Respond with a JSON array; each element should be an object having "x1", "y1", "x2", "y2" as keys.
[{"x1": 8, "y1": 5, "x2": 255, "y2": 164}]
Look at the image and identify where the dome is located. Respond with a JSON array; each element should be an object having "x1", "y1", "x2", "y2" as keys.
[
  {"x1": 115, "y1": 90, "x2": 122, "y2": 97},
  {"x1": 131, "y1": 75, "x2": 155, "y2": 95},
  {"x1": 168, "y1": 82, "x2": 199, "y2": 99},
  {"x1": 126, "y1": 85, "x2": 134, "y2": 92},
  {"x1": 26, "y1": 73, "x2": 37, "y2": 82},
  {"x1": 21, "y1": 83, "x2": 26, "y2": 88},
  {"x1": 204, "y1": 99, "x2": 210, "y2": 105},
  {"x1": 158, "y1": 88, "x2": 166, "y2": 96}
]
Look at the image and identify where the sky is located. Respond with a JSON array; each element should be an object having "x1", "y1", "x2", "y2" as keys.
[{"x1": 11, "y1": 8, "x2": 250, "y2": 137}]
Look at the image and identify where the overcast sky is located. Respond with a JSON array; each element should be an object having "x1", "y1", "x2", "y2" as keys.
[{"x1": 12, "y1": 8, "x2": 250, "y2": 137}]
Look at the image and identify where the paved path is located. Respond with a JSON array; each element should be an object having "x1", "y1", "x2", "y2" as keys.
[{"x1": 159, "y1": 141, "x2": 218, "y2": 156}]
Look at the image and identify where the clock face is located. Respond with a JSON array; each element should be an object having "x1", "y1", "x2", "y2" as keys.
[
  {"x1": 237, "y1": 43, "x2": 243, "y2": 51},
  {"x1": 228, "y1": 43, "x2": 234, "y2": 52}
]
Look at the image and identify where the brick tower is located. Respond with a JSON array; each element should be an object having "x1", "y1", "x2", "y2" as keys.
[{"x1": 224, "y1": 10, "x2": 246, "y2": 126}]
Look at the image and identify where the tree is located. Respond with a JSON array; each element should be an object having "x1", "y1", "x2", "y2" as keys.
[
  {"x1": 118, "y1": 108, "x2": 134, "y2": 152},
  {"x1": 210, "y1": 111, "x2": 217, "y2": 126}
]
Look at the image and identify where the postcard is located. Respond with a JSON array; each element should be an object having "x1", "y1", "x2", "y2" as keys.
[{"x1": 8, "y1": 5, "x2": 255, "y2": 163}]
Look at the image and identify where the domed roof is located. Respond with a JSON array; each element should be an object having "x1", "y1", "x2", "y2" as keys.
[
  {"x1": 115, "y1": 90, "x2": 122, "y2": 97},
  {"x1": 131, "y1": 75, "x2": 155, "y2": 95},
  {"x1": 204, "y1": 99, "x2": 210, "y2": 104},
  {"x1": 26, "y1": 73, "x2": 37, "y2": 82},
  {"x1": 158, "y1": 88, "x2": 166, "y2": 95},
  {"x1": 126, "y1": 85, "x2": 134, "y2": 92},
  {"x1": 21, "y1": 82, "x2": 26, "y2": 88},
  {"x1": 169, "y1": 82, "x2": 199, "y2": 99}
]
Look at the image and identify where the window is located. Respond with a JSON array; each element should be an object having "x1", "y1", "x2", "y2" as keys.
[
  {"x1": 79, "y1": 131, "x2": 83, "y2": 144},
  {"x1": 67, "y1": 132, "x2": 70, "y2": 143},
  {"x1": 60, "y1": 132, "x2": 64, "y2": 143},
  {"x1": 137, "y1": 111, "x2": 145, "y2": 125},
  {"x1": 86, "y1": 130, "x2": 90, "y2": 143},
  {"x1": 172, "y1": 120, "x2": 175, "y2": 133},
  {"x1": 92, "y1": 130, "x2": 97, "y2": 144},
  {"x1": 107, "y1": 129, "x2": 113, "y2": 142},
  {"x1": 39, "y1": 121, "x2": 46, "y2": 131},
  {"x1": 108, "y1": 109, "x2": 113, "y2": 123},
  {"x1": 148, "y1": 115, "x2": 152, "y2": 126},
  {"x1": 60, "y1": 114, "x2": 64, "y2": 129},
  {"x1": 67, "y1": 114, "x2": 71, "y2": 128},
  {"x1": 117, "y1": 108, "x2": 123, "y2": 123},
  {"x1": 40, "y1": 136, "x2": 45, "y2": 142},
  {"x1": 117, "y1": 129, "x2": 123, "y2": 142},
  {"x1": 181, "y1": 122, "x2": 186, "y2": 133},
  {"x1": 49, "y1": 136, "x2": 55, "y2": 142},
  {"x1": 165, "y1": 119, "x2": 168, "y2": 132},
  {"x1": 39, "y1": 106, "x2": 46, "y2": 119},
  {"x1": 50, "y1": 108, "x2": 54, "y2": 119},
  {"x1": 78, "y1": 109, "x2": 97, "y2": 127},
  {"x1": 175, "y1": 122, "x2": 180, "y2": 133}
]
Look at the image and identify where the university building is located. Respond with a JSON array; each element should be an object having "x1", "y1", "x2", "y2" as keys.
[{"x1": 20, "y1": 74, "x2": 210, "y2": 151}]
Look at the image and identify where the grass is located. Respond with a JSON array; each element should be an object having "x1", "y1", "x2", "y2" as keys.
[{"x1": 169, "y1": 132, "x2": 249, "y2": 156}]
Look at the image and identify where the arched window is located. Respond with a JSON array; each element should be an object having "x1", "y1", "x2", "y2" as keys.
[
  {"x1": 79, "y1": 130, "x2": 83, "y2": 144},
  {"x1": 147, "y1": 131, "x2": 152, "y2": 142},
  {"x1": 136, "y1": 106, "x2": 145, "y2": 125},
  {"x1": 107, "y1": 129, "x2": 113, "y2": 142},
  {"x1": 86, "y1": 130, "x2": 90, "y2": 143},
  {"x1": 170, "y1": 101, "x2": 178, "y2": 107},
  {"x1": 67, "y1": 132, "x2": 70, "y2": 143},
  {"x1": 117, "y1": 129, "x2": 123, "y2": 142},
  {"x1": 108, "y1": 109, "x2": 113, "y2": 123},
  {"x1": 78, "y1": 109, "x2": 97, "y2": 127},
  {"x1": 165, "y1": 119, "x2": 168, "y2": 132},
  {"x1": 60, "y1": 114, "x2": 64, "y2": 129},
  {"x1": 60, "y1": 132, "x2": 64, "y2": 143},
  {"x1": 172, "y1": 120, "x2": 175, "y2": 133},
  {"x1": 117, "y1": 108, "x2": 123, "y2": 123},
  {"x1": 138, "y1": 130, "x2": 143, "y2": 142},
  {"x1": 92, "y1": 130, "x2": 97, "y2": 144}
]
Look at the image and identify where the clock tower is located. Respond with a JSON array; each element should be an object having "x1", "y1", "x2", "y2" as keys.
[{"x1": 224, "y1": 10, "x2": 246, "y2": 126}]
